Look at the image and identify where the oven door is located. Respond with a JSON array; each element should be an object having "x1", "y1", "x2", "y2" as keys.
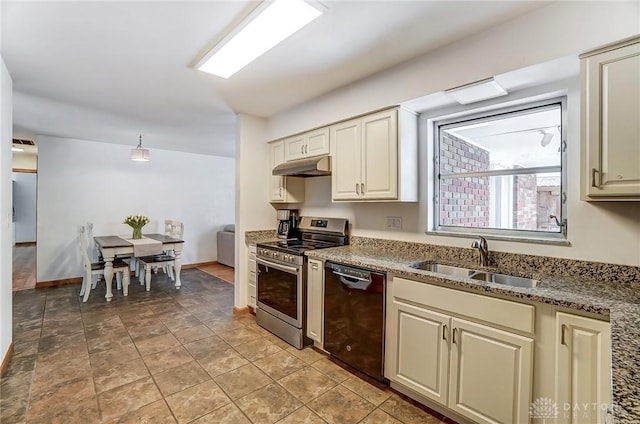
[{"x1": 256, "y1": 258, "x2": 304, "y2": 328}]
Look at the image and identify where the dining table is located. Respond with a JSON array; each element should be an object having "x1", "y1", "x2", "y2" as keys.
[{"x1": 93, "y1": 233, "x2": 184, "y2": 301}]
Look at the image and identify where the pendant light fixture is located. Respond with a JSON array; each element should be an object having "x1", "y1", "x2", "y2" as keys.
[{"x1": 131, "y1": 134, "x2": 150, "y2": 162}]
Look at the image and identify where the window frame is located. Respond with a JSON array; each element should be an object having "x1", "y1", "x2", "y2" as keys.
[{"x1": 431, "y1": 96, "x2": 568, "y2": 243}]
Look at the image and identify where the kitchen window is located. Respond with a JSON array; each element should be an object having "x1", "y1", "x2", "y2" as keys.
[{"x1": 433, "y1": 97, "x2": 567, "y2": 241}]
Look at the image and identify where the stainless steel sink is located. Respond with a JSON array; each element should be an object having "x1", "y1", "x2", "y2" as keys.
[
  {"x1": 410, "y1": 261, "x2": 474, "y2": 278},
  {"x1": 410, "y1": 261, "x2": 538, "y2": 288},
  {"x1": 469, "y1": 271, "x2": 538, "y2": 288}
]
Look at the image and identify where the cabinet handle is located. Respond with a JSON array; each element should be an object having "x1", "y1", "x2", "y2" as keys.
[
  {"x1": 452, "y1": 327, "x2": 457, "y2": 344},
  {"x1": 560, "y1": 324, "x2": 567, "y2": 345},
  {"x1": 442, "y1": 324, "x2": 447, "y2": 341},
  {"x1": 311, "y1": 262, "x2": 318, "y2": 270},
  {"x1": 591, "y1": 168, "x2": 600, "y2": 188},
  {"x1": 301, "y1": 145, "x2": 304, "y2": 154},
  {"x1": 356, "y1": 183, "x2": 360, "y2": 195},
  {"x1": 361, "y1": 182, "x2": 365, "y2": 194},
  {"x1": 305, "y1": 145, "x2": 308, "y2": 154}
]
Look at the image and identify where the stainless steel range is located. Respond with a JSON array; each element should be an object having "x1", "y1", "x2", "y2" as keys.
[{"x1": 256, "y1": 217, "x2": 348, "y2": 349}]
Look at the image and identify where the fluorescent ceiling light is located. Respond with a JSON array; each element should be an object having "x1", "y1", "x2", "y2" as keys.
[
  {"x1": 12, "y1": 147, "x2": 24, "y2": 152},
  {"x1": 197, "y1": 0, "x2": 323, "y2": 78},
  {"x1": 446, "y1": 78, "x2": 508, "y2": 105}
]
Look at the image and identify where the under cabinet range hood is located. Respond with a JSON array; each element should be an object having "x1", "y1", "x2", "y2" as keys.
[{"x1": 272, "y1": 155, "x2": 331, "y2": 177}]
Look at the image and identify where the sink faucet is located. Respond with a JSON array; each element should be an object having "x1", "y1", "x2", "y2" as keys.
[{"x1": 471, "y1": 236, "x2": 489, "y2": 267}]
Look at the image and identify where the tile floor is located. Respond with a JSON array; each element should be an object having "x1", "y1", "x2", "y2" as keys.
[
  {"x1": 1, "y1": 269, "x2": 448, "y2": 424},
  {"x1": 12, "y1": 244, "x2": 36, "y2": 291}
]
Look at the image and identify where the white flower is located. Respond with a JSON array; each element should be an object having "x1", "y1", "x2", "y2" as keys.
[{"x1": 123, "y1": 215, "x2": 150, "y2": 228}]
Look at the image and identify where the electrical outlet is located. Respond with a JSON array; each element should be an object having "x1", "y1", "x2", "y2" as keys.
[{"x1": 386, "y1": 216, "x2": 402, "y2": 230}]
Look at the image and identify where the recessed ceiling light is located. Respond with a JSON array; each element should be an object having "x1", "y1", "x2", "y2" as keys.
[
  {"x1": 446, "y1": 78, "x2": 508, "y2": 105},
  {"x1": 196, "y1": 0, "x2": 324, "y2": 79}
]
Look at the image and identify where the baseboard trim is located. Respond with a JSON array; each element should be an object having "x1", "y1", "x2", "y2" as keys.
[
  {"x1": 183, "y1": 261, "x2": 217, "y2": 269},
  {"x1": 15, "y1": 241, "x2": 36, "y2": 247},
  {"x1": 233, "y1": 306, "x2": 251, "y2": 315},
  {"x1": 36, "y1": 277, "x2": 82, "y2": 288},
  {"x1": 1, "y1": 343, "x2": 14, "y2": 377}
]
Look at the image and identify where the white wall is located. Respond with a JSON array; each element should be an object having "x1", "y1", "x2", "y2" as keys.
[
  {"x1": 12, "y1": 171, "x2": 36, "y2": 242},
  {"x1": 37, "y1": 136, "x2": 235, "y2": 283},
  {"x1": 267, "y1": 2, "x2": 640, "y2": 138},
  {"x1": 1, "y1": 56, "x2": 13, "y2": 367},
  {"x1": 257, "y1": 1, "x2": 640, "y2": 267},
  {"x1": 234, "y1": 114, "x2": 276, "y2": 307}
]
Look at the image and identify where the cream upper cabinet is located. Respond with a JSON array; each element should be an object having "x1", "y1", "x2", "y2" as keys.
[
  {"x1": 269, "y1": 140, "x2": 304, "y2": 203},
  {"x1": 283, "y1": 127, "x2": 330, "y2": 162},
  {"x1": 331, "y1": 108, "x2": 417, "y2": 202},
  {"x1": 386, "y1": 277, "x2": 534, "y2": 424},
  {"x1": 306, "y1": 259, "x2": 324, "y2": 347},
  {"x1": 554, "y1": 312, "x2": 611, "y2": 424},
  {"x1": 331, "y1": 119, "x2": 361, "y2": 199},
  {"x1": 581, "y1": 36, "x2": 640, "y2": 200}
]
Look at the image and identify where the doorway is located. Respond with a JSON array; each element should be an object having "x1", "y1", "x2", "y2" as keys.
[{"x1": 12, "y1": 138, "x2": 37, "y2": 291}]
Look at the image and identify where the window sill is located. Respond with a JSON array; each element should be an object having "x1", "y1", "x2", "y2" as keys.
[{"x1": 426, "y1": 230, "x2": 571, "y2": 246}]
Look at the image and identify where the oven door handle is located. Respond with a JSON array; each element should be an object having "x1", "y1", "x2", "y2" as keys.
[{"x1": 256, "y1": 258, "x2": 299, "y2": 275}]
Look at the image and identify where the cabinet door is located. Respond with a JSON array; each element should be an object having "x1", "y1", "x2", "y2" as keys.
[
  {"x1": 361, "y1": 109, "x2": 398, "y2": 200},
  {"x1": 284, "y1": 135, "x2": 306, "y2": 162},
  {"x1": 306, "y1": 127, "x2": 330, "y2": 158},
  {"x1": 449, "y1": 318, "x2": 533, "y2": 424},
  {"x1": 270, "y1": 141, "x2": 286, "y2": 202},
  {"x1": 583, "y1": 41, "x2": 640, "y2": 197},
  {"x1": 555, "y1": 313, "x2": 611, "y2": 424},
  {"x1": 387, "y1": 299, "x2": 451, "y2": 406},
  {"x1": 306, "y1": 259, "x2": 324, "y2": 345},
  {"x1": 248, "y1": 246, "x2": 257, "y2": 308},
  {"x1": 331, "y1": 119, "x2": 362, "y2": 200}
]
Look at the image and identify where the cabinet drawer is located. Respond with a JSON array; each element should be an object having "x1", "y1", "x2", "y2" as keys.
[{"x1": 393, "y1": 277, "x2": 534, "y2": 334}]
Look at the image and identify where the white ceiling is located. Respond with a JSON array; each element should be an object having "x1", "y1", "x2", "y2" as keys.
[{"x1": 1, "y1": 1, "x2": 550, "y2": 157}]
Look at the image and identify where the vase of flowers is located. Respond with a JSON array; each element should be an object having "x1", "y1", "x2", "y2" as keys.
[{"x1": 123, "y1": 215, "x2": 149, "y2": 240}]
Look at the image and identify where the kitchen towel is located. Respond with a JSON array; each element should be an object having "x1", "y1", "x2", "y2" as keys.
[{"x1": 124, "y1": 236, "x2": 163, "y2": 257}]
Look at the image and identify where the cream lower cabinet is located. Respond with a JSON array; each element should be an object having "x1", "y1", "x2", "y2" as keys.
[
  {"x1": 331, "y1": 107, "x2": 417, "y2": 202},
  {"x1": 386, "y1": 277, "x2": 534, "y2": 424},
  {"x1": 269, "y1": 140, "x2": 304, "y2": 203},
  {"x1": 554, "y1": 312, "x2": 611, "y2": 424},
  {"x1": 306, "y1": 259, "x2": 324, "y2": 346},
  {"x1": 581, "y1": 36, "x2": 640, "y2": 200},
  {"x1": 247, "y1": 245, "x2": 256, "y2": 308},
  {"x1": 391, "y1": 300, "x2": 450, "y2": 405},
  {"x1": 449, "y1": 318, "x2": 533, "y2": 424}
]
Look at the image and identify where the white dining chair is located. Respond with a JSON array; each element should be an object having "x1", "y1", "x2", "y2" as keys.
[
  {"x1": 165, "y1": 220, "x2": 184, "y2": 239},
  {"x1": 78, "y1": 226, "x2": 130, "y2": 302},
  {"x1": 162, "y1": 220, "x2": 183, "y2": 280},
  {"x1": 137, "y1": 253, "x2": 175, "y2": 292},
  {"x1": 87, "y1": 221, "x2": 128, "y2": 292}
]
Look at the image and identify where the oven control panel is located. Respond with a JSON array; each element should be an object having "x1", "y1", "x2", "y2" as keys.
[{"x1": 257, "y1": 248, "x2": 303, "y2": 266}]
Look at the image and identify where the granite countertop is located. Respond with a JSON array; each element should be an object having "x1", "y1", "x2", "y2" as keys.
[
  {"x1": 245, "y1": 230, "x2": 279, "y2": 245},
  {"x1": 305, "y1": 244, "x2": 640, "y2": 422}
]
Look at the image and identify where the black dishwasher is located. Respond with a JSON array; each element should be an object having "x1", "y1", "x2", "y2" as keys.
[{"x1": 323, "y1": 261, "x2": 387, "y2": 382}]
